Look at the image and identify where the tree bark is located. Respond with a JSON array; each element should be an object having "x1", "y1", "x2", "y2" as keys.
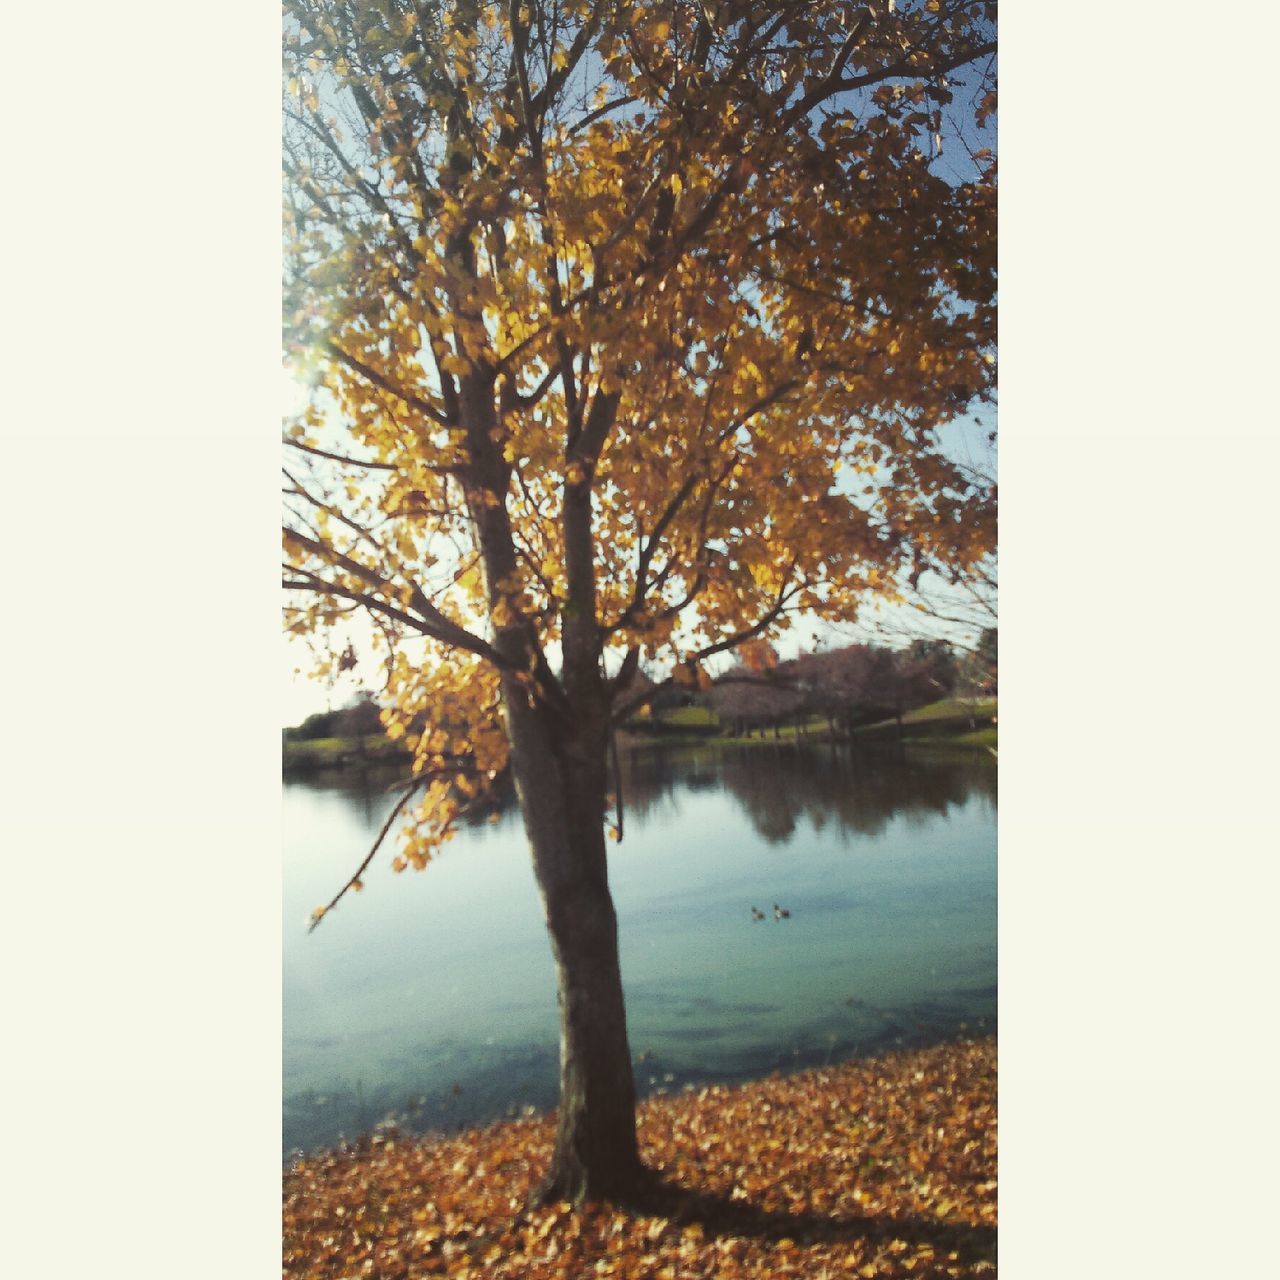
[{"x1": 502, "y1": 687, "x2": 643, "y2": 1204}]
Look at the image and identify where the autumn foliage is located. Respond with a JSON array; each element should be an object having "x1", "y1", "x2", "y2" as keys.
[
  {"x1": 282, "y1": 0, "x2": 997, "y2": 859},
  {"x1": 284, "y1": 1037, "x2": 996, "y2": 1279}
]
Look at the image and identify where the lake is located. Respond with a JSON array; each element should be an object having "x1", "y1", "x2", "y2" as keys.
[{"x1": 283, "y1": 740, "x2": 996, "y2": 1156}]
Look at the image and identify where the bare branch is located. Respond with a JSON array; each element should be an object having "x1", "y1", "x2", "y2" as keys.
[
  {"x1": 686, "y1": 576, "x2": 803, "y2": 666},
  {"x1": 326, "y1": 341, "x2": 452, "y2": 428},
  {"x1": 283, "y1": 571, "x2": 455, "y2": 642},
  {"x1": 283, "y1": 532, "x2": 510, "y2": 668},
  {"x1": 308, "y1": 775, "x2": 424, "y2": 932},
  {"x1": 284, "y1": 434, "x2": 397, "y2": 471}
]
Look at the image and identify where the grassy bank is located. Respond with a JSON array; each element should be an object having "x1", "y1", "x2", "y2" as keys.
[
  {"x1": 625, "y1": 697, "x2": 997, "y2": 753},
  {"x1": 284, "y1": 697, "x2": 996, "y2": 774},
  {"x1": 284, "y1": 1036, "x2": 996, "y2": 1279},
  {"x1": 850, "y1": 700, "x2": 996, "y2": 750},
  {"x1": 282, "y1": 734, "x2": 412, "y2": 777}
]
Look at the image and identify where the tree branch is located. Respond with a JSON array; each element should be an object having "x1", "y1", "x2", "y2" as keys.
[
  {"x1": 326, "y1": 341, "x2": 452, "y2": 428},
  {"x1": 284, "y1": 434, "x2": 396, "y2": 471},
  {"x1": 283, "y1": 530, "x2": 510, "y2": 667},
  {"x1": 284, "y1": 572, "x2": 458, "y2": 644},
  {"x1": 308, "y1": 775, "x2": 424, "y2": 932}
]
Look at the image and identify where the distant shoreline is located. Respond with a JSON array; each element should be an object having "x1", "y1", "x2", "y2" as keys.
[
  {"x1": 281, "y1": 735, "x2": 412, "y2": 779},
  {"x1": 282, "y1": 697, "x2": 997, "y2": 778},
  {"x1": 622, "y1": 696, "x2": 996, "y2": 752}
]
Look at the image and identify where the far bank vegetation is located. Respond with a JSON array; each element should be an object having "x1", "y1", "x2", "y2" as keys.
[{"x1": 284, "y1": 635, "x2": 997, "y2": 775}]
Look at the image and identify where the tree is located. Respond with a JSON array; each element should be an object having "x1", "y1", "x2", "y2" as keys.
[
  {"x1": 707, "y1": 663, "x2": 801, "y2": 738},
  {"x1": 790, "y1": 643, "x2": 891, "y2": 731},
  {"x1": 284, "y1": 708, "x2": 340, "y2": 742},
  {"x1": 897, "y1": 636, "x2": 958, "y2": 706},
  {"x1": 283, "y1": 0, "x2": 996, "y2": 1204},
  {"x1": 976, "y1": 624, "x2": 997, "y2": 678},
  {"x1": 951, "y1": 623, "x2": 995, "y2": 730},
  {"x1": 333, "y1": 688, "x2": 386, "y2": 737}
]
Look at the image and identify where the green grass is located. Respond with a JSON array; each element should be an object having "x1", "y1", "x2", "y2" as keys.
[
  {"x1": 898, "y1": 697, "x2": 997, "y2": 724},
  {"x1": 851, "y1": 698, "x2": 995, "y2": 735},
  {"x1": 835, "y1": 697, "x2": 997, "y2": 752},
  {"x1": 633, "y1": 696, "x2": 997, "y2": 751},
  {"x1": 740, "y1": 717, "x2": 828, "y2": 740},
  {"x1": 651, "y1": 704, "x2": 720, "y2": 727},
  {"x1": 282, "y1": 734, "x2": 409, "y2": 772}
]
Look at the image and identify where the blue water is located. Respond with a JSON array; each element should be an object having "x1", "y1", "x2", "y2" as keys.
[{"x1": 283, "y1": 741, "x2": 995, "y2": 1154}]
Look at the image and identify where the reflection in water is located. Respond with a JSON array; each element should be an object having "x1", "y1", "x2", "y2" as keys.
[
  {"x1": 284, "y1": 743, "x2": 995, "y2": 1156},
  {"x1": 288, "y1": 740, "x2": 996, "y2": 848},
  {"x1": 618, "y1": 742, "x2": 995, "y2": 846}
]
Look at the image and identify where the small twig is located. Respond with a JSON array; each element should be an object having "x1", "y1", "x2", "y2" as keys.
[
  {"x1": 308, "y1": 775, "x2": 425, "y2": 932},
  {"x1": 609, "y1": 725, "x2": 625, "y2": 844}
]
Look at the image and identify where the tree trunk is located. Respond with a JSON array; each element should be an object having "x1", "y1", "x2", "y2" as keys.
[
  {"x1": 502, "y1": 687, "x2": 643, "y2": 1204},
  {"x1": 454, "y1": 361, "x2": 640, "y2": 1203}
]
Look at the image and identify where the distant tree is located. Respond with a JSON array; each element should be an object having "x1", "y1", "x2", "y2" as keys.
[
  {"x1": 951, "y1": 626, "x2": 995, "y2": 728},
  {"x1": 895, "y1": 638, "x2": 958, "y2": 710},
  {"x1": 286, "y1": 708, "x2": 341, "y2": 741},
  {"x1": 333, "y1": 689, "x2": 385, "y2": 738},
  {"x1": 976, "y1": 625, "x2": 997, "y2": 683},
  {"x1": 789, "y1": 640, "x2": 951, "y2": 733},
  {"x1": 791, "y1": 644, "x2": 894, "y2": 731},
  {"x1": 707, "y1": 663, "x2": 801, "y2": 737}
]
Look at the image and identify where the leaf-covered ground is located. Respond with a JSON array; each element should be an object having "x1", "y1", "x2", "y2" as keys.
[{"x1": 284, "y1": 1036, "x2": 996, "y2": 1279}]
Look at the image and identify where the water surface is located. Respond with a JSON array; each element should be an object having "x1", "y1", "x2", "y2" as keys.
[{"x1": 283, "y1": 741, "x2": 995, "y2": 1154}]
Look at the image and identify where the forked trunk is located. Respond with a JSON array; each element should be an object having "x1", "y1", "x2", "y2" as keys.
[{"x1": 502, "y1": 688, "x2": 643, "y2": 1204}]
